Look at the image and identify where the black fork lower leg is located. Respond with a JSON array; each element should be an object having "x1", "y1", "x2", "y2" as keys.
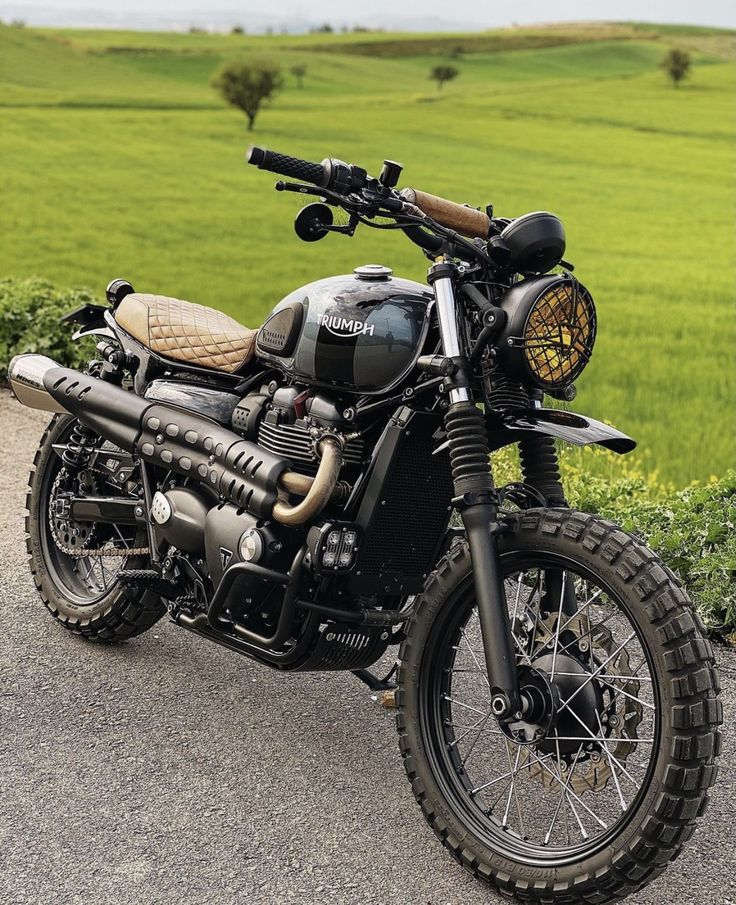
[{"x1": 445, "y1": 401, "x2": 521, "y2": 719}]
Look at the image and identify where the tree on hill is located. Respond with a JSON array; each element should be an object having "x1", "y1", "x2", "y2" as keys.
[
  {"x1": 430, "y1": 64, "x2": 459, "y2": 91},
  {"x1": 290, "y1": 63, "x2": 308, "y2": 88},
  {"x1": 211, "y1": 60, "x2": 283, "y2": 131},
  {"x1": 231, "y1": 25, "x2": 245, "y2": 35},
  {"x1": 661, "y1": 48, "x2": 691, "y2": 87}
]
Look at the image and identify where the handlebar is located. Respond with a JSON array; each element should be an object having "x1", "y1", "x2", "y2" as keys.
[
  {"x1": 247, "y1": 145, "x2": 370, "y2": 197},
  {"x1": 400, "y1": 188, "x2": 490, "y2": 239},
  {"x1": 247, "y1": 144, "x2": 492, "y2": 245},
  {"x1": 247, "y1": 146, "x2": 328, "y2": 188}
]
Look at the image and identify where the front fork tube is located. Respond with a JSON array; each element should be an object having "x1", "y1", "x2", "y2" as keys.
[
  {"x1": 461, "y1": 503, "x2": 522, "y2": 718},
  {"x1": 430, "y1": 261, "x2": 522, "y2": 720}
]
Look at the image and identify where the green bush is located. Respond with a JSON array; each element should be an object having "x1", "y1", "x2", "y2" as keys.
[
  {"x1": 0, "y1": 276, "x2": 96, "y2": 374},
  {"x1": 589, "y1": 473, "x2": 736, "y2": 638},
  {"x1": 495, "y1": 445, "x2": 736, "y2": 638}
]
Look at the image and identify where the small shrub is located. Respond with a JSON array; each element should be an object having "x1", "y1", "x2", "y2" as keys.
[
  {"x1": 430, "y1": 64, "x2": 459, "y2": 91},
  {"x1": 0, "y1": 277, "x2": 95, "y2": 375},
  {"x1": 230, "y1": 25, "x2": 245, "y2": 35},
  {"x1": 609, "y1": 475, "x2": 736, "y2": 636},
  {"x1": 661, "y1": 47, "x2": 692, "y2": 87}
]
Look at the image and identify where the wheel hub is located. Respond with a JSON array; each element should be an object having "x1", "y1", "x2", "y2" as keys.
[
  {"x1": 532, "y1": 653, "x2": 603, "y2": 754},
  {"x1": 49, "y1": 470, "x2": 96, "y2": 554}
]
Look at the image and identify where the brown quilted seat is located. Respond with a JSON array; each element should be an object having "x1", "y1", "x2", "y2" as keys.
[{"x1": 115, "y1": 293, "x2": 257, "y2": 373}]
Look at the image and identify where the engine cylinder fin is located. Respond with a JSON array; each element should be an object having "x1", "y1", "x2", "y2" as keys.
[{"x1": 257, "y1": 418, "x2": 364, "y2": 473}]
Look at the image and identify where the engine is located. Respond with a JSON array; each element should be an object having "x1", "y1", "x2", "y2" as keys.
[
  {"x1": 147, "y1": 380, "x2": 368, "y2": 620},
  {"x1": 232, "y1": 385, "x2": 365, "y2": 476}
]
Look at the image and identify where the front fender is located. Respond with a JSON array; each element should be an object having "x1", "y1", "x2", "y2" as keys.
[{"x1": 487, "y1": 407, "x2": 636, "y2": 454}]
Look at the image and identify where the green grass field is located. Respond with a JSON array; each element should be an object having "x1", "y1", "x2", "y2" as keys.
[{"x1": 1, "y1": 22, "x2": 734, "y2": 484}]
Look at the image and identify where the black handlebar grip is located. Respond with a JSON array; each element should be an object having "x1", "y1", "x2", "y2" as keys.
[{"x1": 247, "y1": 146, "x2": 326, "y2": 187}]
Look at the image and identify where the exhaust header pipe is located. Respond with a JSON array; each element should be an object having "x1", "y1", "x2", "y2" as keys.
[{"x1": 8, "y1": 354, "x2": 68, "y2": 413}]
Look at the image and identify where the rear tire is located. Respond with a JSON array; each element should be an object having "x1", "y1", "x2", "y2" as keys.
[
  {"x1": 397, "y1": 508, "x2": 721, "y2": 903},
  {"x1": 25, "y1": 414, "x2": 165, "y2": 641}
]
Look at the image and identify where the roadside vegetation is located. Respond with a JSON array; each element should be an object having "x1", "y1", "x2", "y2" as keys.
[{"x1": 1, "y1": 22, "x2": 734, "y2": 486}]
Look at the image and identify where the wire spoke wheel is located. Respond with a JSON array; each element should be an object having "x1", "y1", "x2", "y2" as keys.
[
  {"x1": 433, "y1": 558, "x2": 656, "y2": 858},
  {"x1": 44, "y1": 467, "x2": 142, "y2": 606},
  {"x1": 397, "y1": 510, "x2": 720, "y2": 903}
]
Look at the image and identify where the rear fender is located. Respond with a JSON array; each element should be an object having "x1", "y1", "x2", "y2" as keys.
[{"x1": 61, "y1": 303, "x2": 116, "y2": 342}]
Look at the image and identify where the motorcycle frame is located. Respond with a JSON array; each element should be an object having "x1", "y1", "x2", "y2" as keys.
[{"x1": 57, "y1": 270, "x2": 635, "y2": 704}]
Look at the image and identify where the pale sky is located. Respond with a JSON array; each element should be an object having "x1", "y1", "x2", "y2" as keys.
[{"x1": 1, "y1": 0, "x2": 734, "y2": 30}]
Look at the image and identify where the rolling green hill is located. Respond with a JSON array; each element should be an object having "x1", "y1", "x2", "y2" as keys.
[{"x1": 1, "y1": 22, "x2": 734, "y2": 483}]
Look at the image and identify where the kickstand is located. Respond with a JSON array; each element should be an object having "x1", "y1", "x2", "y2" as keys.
[{"x1": 351, "y1": 663, "x2": 398, "y2": 691}]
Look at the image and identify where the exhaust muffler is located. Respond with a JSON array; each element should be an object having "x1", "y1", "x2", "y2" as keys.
[{"x1": 8, "y1": 354, "x2": 68, "y2": 413}]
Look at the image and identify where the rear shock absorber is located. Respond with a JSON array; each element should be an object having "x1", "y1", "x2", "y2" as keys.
[
  {"x1": 61, "y1": 420, "x2": 98, "y2": 475},
  {"x1": 518, "y1": 434, "x2": 567, "y2": 507}
]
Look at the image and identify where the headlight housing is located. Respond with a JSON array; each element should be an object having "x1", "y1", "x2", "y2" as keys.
[{"x1": 497, "y1": 274, "x2": 597, "y2": 390}]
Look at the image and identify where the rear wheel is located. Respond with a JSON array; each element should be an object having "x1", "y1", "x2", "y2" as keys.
[
  {"x1": 25, "y1": 414, "x2": 165, "y2": 640},
  {"x1": 397, "y1": 509, "x2": 721, "y2": 903}
]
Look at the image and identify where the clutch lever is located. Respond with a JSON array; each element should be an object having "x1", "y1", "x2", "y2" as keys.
[{"x1": 275, "y1": 179, "x2": 361, "y2": 210}]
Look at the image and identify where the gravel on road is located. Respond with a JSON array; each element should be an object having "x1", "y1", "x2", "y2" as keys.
[{"x1": 1, "y1": 391, "x2": 734, "y2": 905}]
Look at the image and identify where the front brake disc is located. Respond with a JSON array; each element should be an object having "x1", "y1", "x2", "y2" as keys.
[{"x1": 520, "y1": 610, "x2": 643, "y2": 794}]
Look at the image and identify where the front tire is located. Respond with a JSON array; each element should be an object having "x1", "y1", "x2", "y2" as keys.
[{"x1": 397, "y1": 509, "x2": 721, "y2": 903}]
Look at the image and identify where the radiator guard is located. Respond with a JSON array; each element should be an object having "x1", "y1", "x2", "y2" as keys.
[{"x1": 348, "y1": 407, "x2": 454, "y2": 596}]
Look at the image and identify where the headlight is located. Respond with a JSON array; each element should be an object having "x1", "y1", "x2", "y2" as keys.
[{"x1": 497, "y1": 275, "x2": 597, "y2": 390}]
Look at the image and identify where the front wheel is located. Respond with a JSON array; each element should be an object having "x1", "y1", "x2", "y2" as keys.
[{"x1": 397, "y1": 509, "x2": 721, "y2": 903}]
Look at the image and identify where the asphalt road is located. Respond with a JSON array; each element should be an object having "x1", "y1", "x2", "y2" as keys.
[{"x1": 1, "y1": 391, "x2": 734, "y2": 905}]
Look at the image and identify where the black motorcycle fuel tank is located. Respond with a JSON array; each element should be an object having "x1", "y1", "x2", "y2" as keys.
[{"x1": 256, "y1": 266, "x2": 434, "y2": 395}]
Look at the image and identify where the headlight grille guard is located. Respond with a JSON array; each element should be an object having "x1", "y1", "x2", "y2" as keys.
[{"x1": 504, "y1": 275, "x2": 597, "y2": 390}]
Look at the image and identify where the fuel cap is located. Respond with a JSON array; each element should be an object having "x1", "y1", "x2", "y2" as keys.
[{"x1": 354, "y1": 264, "x2": 393, "y2": 281}]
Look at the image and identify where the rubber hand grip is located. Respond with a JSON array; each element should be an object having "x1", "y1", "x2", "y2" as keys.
[
  {"x1": 247, "y1": 146, "x2": 326, "y2": 187},
  {"x1": 401, "y1": 188, "x2": 490, "y2": 239}
]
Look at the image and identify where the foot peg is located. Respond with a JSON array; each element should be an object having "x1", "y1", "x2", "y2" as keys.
[{"x1": 117, "y1": 569, "x2": 181, "y2": 600}]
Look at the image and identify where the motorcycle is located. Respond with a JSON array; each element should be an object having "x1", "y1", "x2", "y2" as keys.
[{"x1": 9, "y1": 146, "x2": 720, "y2": 903}]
